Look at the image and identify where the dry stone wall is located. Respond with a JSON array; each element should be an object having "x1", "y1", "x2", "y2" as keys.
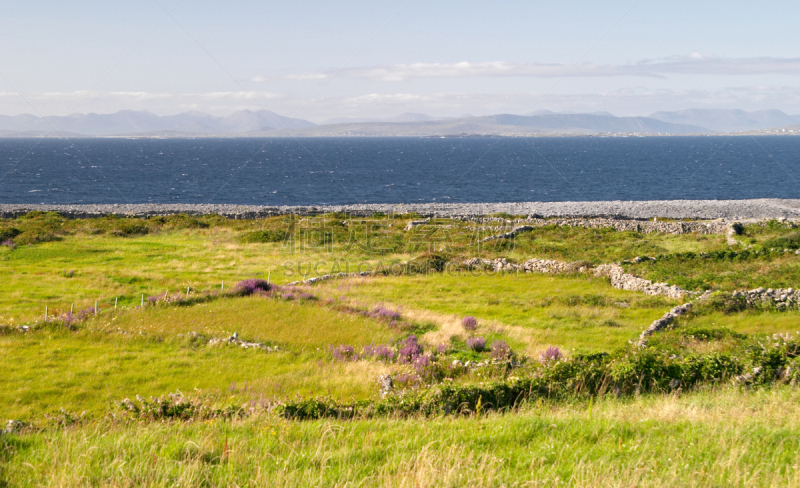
[
  {"x1": 462, "y1": 257, "x2": 688, "y2": 299},
  {"x1": 636, "y1": 304, "x2": 693, "y2": 347},
  {"x1": 733, "y1": 287, "x2": 800, "y2": 310},
  {"x1": 476, "y1": 218, "x2": 733, "y2": 241}
]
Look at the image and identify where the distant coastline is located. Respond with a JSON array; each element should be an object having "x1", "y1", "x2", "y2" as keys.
[
  {"x1": 3, "y1": 199, "x2": 800, "y2": 220},
  {"x1": 1, "y1": 108, "x2": 798, "y2": 138}
]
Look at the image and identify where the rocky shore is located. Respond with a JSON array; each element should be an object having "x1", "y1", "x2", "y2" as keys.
[{"x1": 2, "y1": 198, "x2": 800, "y2": 220}]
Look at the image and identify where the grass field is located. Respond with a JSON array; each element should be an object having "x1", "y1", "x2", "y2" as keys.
[
  {"x1": 2, "y1": 212, "x2": 800, "y2": 486},
  {"x1": 4, "y1": 387, "x2": 800, "y2": 487}
]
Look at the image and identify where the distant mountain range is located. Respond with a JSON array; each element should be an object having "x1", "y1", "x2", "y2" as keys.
[
  {"x1": 1, "y1": 108, "x2": 800, "y2": 137},
  {"x1": 322, "y1": 112, "x2": 436, "y2": 125},
  {"x1": 648, "y1": 109, "x2": 800, "y2": 133},
  {"x1": 0, "y1": 110, "x2": 315, "y2": 136}
]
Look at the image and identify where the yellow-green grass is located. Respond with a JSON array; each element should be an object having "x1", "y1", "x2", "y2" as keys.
[
  {"x1": 4, "y1": 386, "x2": 800, "y2": 487},
  {"x1": 316, "y1": 273, "x2": 677, "y2": 354},
  {"x1": 0, "y1": 297, "x2": 400, "y2": 419},
  {"x1": 0, "y1": 229, "x2": 411, "y2": 323},
  {"x1": 677, "y1": 309, "x2": 800, "y2": 337},
  {"x1": 631, "y1": 253, "x2": 800, "y2": 291},
  {"x1": 109, "y1": 295, "x2": 398, "y2": 349},
  {"x1": 502, "y1": 227, "x2": 729, "y2": 264}
]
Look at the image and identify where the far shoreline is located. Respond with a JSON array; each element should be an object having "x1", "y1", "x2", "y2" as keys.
[{"x1": 2, "y1": 199, "x2": 800, "y2": 220}]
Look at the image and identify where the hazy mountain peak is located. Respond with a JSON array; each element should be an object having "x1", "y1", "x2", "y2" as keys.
[
  {"x1": 649, "y1": 108, "x2": 798, "y2": 132},
  {"x1": 0, "y1": 110, "x2": 315, "y2": 136}
]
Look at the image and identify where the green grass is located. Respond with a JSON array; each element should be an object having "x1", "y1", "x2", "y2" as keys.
[
  {"x1": 676, "y1": 309, "x2": 800, "y2": 337},
  {"x1": 0, "y1": 297, "x2": 401, "y2": 418},
  {"x1": 4, "y1": 213, "x2": 800, "y2": 485},
  {"x1": 317, "y1": 273, "x2": 676, "y2": 354},
  {"x1": 4, "y1": 386, "x2": 800, "y2": 487}
]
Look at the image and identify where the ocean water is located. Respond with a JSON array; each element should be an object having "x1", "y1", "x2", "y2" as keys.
[{"x1": 0, "y1": 136, "x2": 798, "y2": 205}]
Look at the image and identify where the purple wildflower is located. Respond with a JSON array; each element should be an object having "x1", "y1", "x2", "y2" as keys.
[
  {"x1": 462, "y1": 316, "x2": 478, "y2": 331},
  {"x1": 466, "y1": 336, "x2": 486, "y2": 352},
  {"x1": 413, "y1": 354, "x2": 433, "y2": 375},
  {"x1": 539, "y1": 346, "x2": 562, "y2": 363},
  {"x1": 436, "y1": 343, "x2": 447, "y2": 354},
  {"x1": 234, "y1": 279, "x2": 273, "y2": 296},
  {"x1": 364, "y1": 344, "x2": 396, "y2": 361},
  {"x1": 76, "y1": 307, "x2": 96, "y2": 320},
  {"x1": 398, "y1": 335, "x2": 423, "y2": 363},
  {"x1": 491, "y1": 340, "x2": 513, "y2": 360},
  {"x1": 330, "y1": 344, "x2": 358, "y2": 362},
  {"x1": 61, "y1": 312, "x2": 77, "y2": 326},
  {"x1": 369, "y1": 306, "x2": 401, "y2": 322}
]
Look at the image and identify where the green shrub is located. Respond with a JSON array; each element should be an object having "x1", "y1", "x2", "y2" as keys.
[
  {"x1": 241, "y1": 230, "x2": 288, "y2": 243},
  {"x1": 0, "y1": 227, "x2": 21, "y2": 241},
  {"x1": 701, "y1": 292, "x2": 748, "y2": 314},
  {"x1": 764, "y1": 232, "x2": 800, "y2": 250}
]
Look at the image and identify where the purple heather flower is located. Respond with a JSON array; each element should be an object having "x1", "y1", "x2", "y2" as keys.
[
  {"x1": 462, "y1": 316, "x2": 478, "y2": 331},
  {"x1": 364, "y1": 344, "x2": 396, "y2": 361},
  {"x1": 398, "y1": 335, "x2": 423, "y2": 363},
  {"x1": 466, "y1": 336, "x2": 486, "y2": 352},
  {"x1": 234, "y1": 279, "x2": 273, "y2": 296},
  {"x1": 539, "y1": 346, "x2": 562, "y2": 363},
  {"x1": 369, "y1": 306, "x2": 401, "y2": 322},
  {"x1": 413, "y1": 354, "x2": 433, "y2": 375},
  {"x1": 330, "y1": 344, "x2": 358, "y2": 362},
  {"x1": 491, "y1": 340, "x2": 513, "y2": 360}
]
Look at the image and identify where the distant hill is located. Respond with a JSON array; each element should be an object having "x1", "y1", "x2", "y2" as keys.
[
  {"x1": 288, "y1": 113, "x2": 710, "y2": 137},
  {"x1": 649, "y1": 109, "x2": 800, "y2": 133},
  {"x1": 8, "y1": 108, "x2": 798, "y2": 137},
  {"x1": 322, "y1": 113, "x2": 435, "y2": 125},
  {"x1": 0, "y1": 110, "x2": 315, "y2": 136}
]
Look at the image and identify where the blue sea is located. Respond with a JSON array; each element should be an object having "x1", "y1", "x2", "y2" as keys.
[{"x1": 0, "y1": 136, "x2": 798, "y2": 204}]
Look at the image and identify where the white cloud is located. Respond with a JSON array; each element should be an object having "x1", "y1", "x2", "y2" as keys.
[{"x1": 262, "y1": 56, "x2": 800, "y2": 82}]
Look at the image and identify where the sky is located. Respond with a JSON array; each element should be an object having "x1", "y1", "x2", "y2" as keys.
[{"x1": 2, "y1": 0, "x2": 800, "y2": 122}]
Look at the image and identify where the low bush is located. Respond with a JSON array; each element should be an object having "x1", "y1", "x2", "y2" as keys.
[
  {"x1": 0, "y1": 227, "x2": 21, "y2": 241},
  {"x1": 764, "y1": 231, "x2": 800, "y2": 250},
  {"x1": 240, "y1": 230, "x2": 288, "y2": 243},
  {"x1": 118, "y1": 393, "x2": 244, "y2": 421},
  {"x1": 233, "y1": 279, "x2": 273, "y2": 296},
  {"x1": 280, "y1": 332, "x2": 800, "y2": 420}
]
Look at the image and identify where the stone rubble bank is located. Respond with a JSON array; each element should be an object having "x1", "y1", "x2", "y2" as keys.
[{"x1": 3, "y1": 198, "x2": 800, "y2": 220}]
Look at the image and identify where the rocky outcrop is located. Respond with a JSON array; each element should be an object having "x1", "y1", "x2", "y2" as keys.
[
  {"x1": 404, "y1": 219, "x2": 430, "y2": 231},
  {"x1": 3, "y1": 419, "x2": 25, "y2": 435},
  {"x1": 288, "y1": 271, "x2": 372, "y2": 286},
  {"x1": 480, "y1": 225, "x2": 535, "y2": 242},
  {"x1": 205, "y1": 332, "x2": 278, "y2": 351}
]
